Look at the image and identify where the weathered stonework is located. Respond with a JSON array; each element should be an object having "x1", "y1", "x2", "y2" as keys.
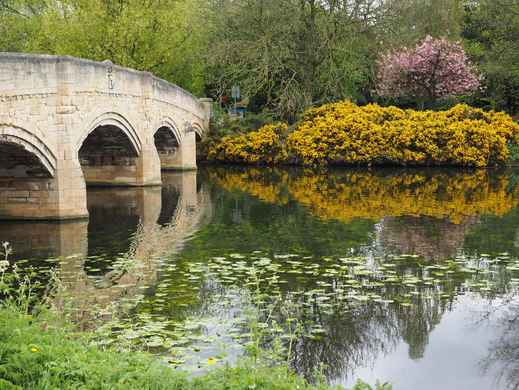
[{"x1": 0, "y1": 53, "x2": 211, "y2": 220}]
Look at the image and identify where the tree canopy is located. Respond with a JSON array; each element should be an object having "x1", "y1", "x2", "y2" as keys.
[
  {"x1": 0, "y1": 0, "x2": 208, "y2": 95},
  {"x1": 0, "y1": 0, "x2": 518, "y2": 118}
]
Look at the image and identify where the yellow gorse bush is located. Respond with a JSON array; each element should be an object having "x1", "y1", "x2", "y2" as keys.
[
  {"x1": 288, "y1": 102, "x2": 519, "y2": 167},
  {"x1": 208, "y1": 102, "x2": 519, "y2": 167},
  {"x1": 207, "y1": 123, "x2": 288, "y2": 164}
]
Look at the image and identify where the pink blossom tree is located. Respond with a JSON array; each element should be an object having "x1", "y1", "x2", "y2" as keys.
[{"x1": 376, "y1": 36, "x2": 481, "y2": 107}]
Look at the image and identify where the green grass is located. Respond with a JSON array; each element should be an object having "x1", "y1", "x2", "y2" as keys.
[{"x1": 0, "y1": 306, "x2": 352, "y2": 390}]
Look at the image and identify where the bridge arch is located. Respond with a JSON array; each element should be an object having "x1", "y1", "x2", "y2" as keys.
[
  {"x1": 78, "y1": 112, "x2": 145, "y2": 186},
  {"x1": 0, "y1": 124, "x2": 68, "y2": 220},
  {"x1": 192, "y1": 122, "x2": 204, "y2": 140},
  {"x1": 77, "y1": 112, "x2": 142, "y2": 156},
  {"x1": 153, "y1": 117, "x2": 187, "y2": 170},
  {"x1": 153, "y1": 117, "x2": 183, "y2": 145},
  {"x1": 0, "y1": 125, "x2": 57, "y2": 177}
]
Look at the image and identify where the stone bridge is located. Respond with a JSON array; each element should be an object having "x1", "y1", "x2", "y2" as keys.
[{"x1": 0, "y1": 53, "x2": 212, "y2": 220}]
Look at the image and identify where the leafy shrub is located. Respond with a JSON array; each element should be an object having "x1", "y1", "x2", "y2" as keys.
[
  {"x1": 210, "y1": 107, "x2": 276, "y2": 138},
  {"x1": 208, "y1": 102, "x2": 519, "y2": 167},
  {"x1": 208, "y1": 123, "x2": 288, "y2": 164},
  {"x1": 288, "y1": 102, "x2": 519, "y2": 167}
]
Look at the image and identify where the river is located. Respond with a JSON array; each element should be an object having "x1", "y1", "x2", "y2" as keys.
[{"x1": 2, "y1": 166, "x2": 519, "y2": 389}]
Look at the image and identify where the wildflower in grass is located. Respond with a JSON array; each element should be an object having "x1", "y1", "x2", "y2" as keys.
[{"x1": 0, "y1": 260, "x2": 8, "y2": 273}]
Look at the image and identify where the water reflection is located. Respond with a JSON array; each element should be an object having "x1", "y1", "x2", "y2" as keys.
[
  {"x1": 0, "y1": 219, "x2": 88, "y2": 261},
  {"x1": 209, "y1": 167, "x2": 519, "y2": 223},
  {"x1": 168, "y1": 166, "x2": 519, "y2": 388},
  {"x1": 4, "y1": 166, "x2": 519, "y2": 389},
  {"x1": 1, "y1": 171, "x2": 207, "y2": 258},
  {"x1": 1, "y1": 171, "x2": 211, "y2": 314},
  {"x1": 86, "y1": 186, "x2": 161, "y2": 264},
  {"x1": 481, "y1": 297, "x2": 519, "y2": 390},
  {"x1": 289, "y1": 296, "x2": 447, "y2": 381},
  {"x1": 375, "y1": 216, "x2": 478, "y2": 261},
  {"x1": 208, "y1": 167, "x2": 519, "y2": 259}
]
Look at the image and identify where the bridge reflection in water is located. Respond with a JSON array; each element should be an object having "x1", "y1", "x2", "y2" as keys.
[{"x1": 0, "y1": 171, "x2": 212, "y2": 312}]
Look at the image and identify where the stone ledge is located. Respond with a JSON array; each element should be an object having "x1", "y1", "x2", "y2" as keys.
[{"x1": 0, "y1": 213, "x2": 89, "y2": 221}]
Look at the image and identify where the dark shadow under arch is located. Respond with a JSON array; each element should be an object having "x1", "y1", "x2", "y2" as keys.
[
  {"x1": 0, "y1": 141, "x2": 53, "y2": 178},
  {"x1": 0, "y1": 125, "x2": 57, "y2": 177},
  {"x1": 79, "y1": 124, "x2": 139, "y2": 166},
  {"x1": 78, "y1": 124, "x2": 141, "y2": 186},
  {"x1": 153, "y1": 125, "x2": 182, "y2": 170},
  {"x1": 154, "y1": 126, "x2": 180, "y2": 156},
  {"x1": 0, "y1": 127, "x2": 59, "y2": 220},
  {"x1": 78, "y1": 112, "x2": 141, "y2": 156}
]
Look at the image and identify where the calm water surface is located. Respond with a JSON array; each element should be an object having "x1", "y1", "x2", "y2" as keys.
[{"x1": 3, "y1": 167, "x2": 519, "y2": 389}]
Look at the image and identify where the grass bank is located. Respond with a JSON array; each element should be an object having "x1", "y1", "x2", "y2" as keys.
[{"x1": 0, "y1": 306, "x2": 384, "y2": 390}]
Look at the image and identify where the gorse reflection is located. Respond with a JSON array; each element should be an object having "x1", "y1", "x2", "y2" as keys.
[
  {"x1": 209, "y1": 167, "x2": 519, "y2": 224},
  {"x1": 208, "y1": 167, "x2": 519, "y2": 263}
]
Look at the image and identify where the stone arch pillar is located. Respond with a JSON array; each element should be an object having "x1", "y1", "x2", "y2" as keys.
[
  {"x1": 0, "y1": 125, "x2": 88, "y2": 220},
  {"x1": 54, "y1": 150, "x2": 89, "y2": 219},
  {"x1": 135, "y1": 135, "x2": 162, "y2": 186},
  {"x1": 176, "y1": 128, "x2": 197, "y2": 171}
]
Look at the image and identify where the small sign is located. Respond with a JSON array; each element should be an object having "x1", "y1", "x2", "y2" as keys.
[{"x1": 231, "y1": 85, "x2": 240, "y2": 100}]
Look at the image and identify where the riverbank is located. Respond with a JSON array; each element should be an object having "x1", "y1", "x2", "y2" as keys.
[
  {"x1": 0, "y1": 306, "x2": 349, "y2": 390},
  {"x1": 205, "y1": 102, "x2": 519, "y2": 168}
]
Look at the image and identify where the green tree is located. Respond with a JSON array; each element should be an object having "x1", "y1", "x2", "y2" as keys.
[
  {"x1": 463, "y1": 0, "x2": 519, "y2": 115},
  {"x1": 0, "y1": 0, "x2": 208, "y2": 95},
  {"x1": 204, "y1": 0, "x2": 385, "y2": 121},
  {"x1": 0, "y1": 0, "x2": 47, "y2": 51},
  {"x1": 380, "y1": 0, "x2": 464, "y2": 46}
]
